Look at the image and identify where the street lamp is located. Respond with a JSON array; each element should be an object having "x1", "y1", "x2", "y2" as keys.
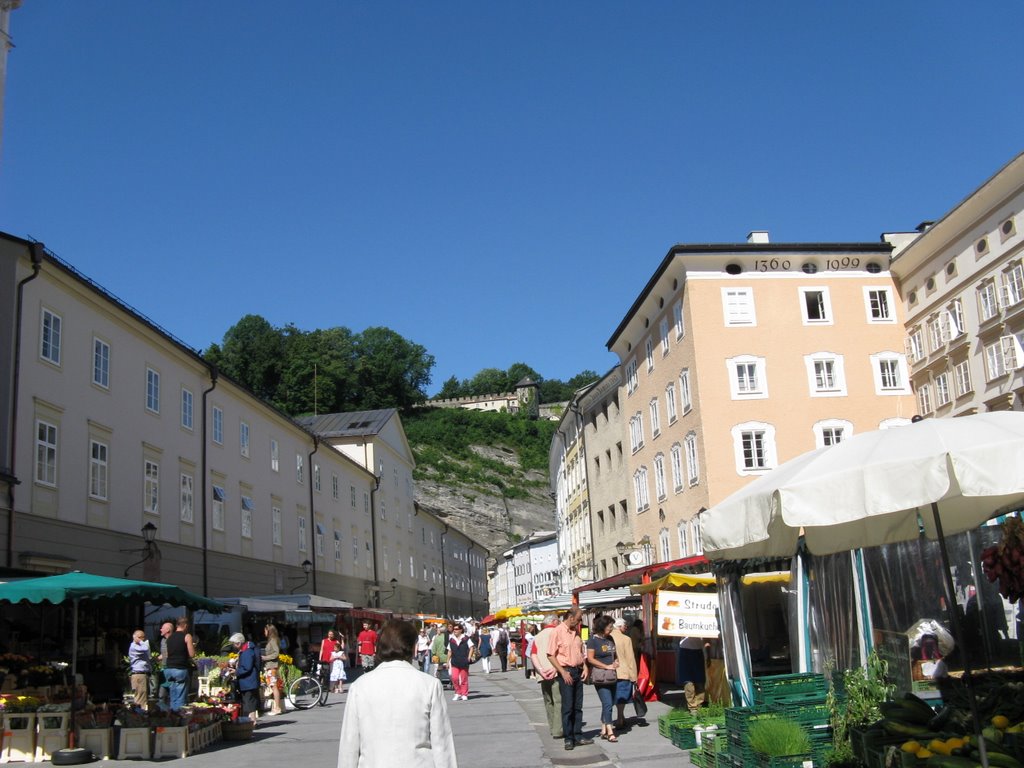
[
  {"x1": 381, "y1": 577, "x2": 399, "y2": 603},
  {"x1": 122, "y1": 522, "x2": 158, "y2": 577},
  {"x1": 288, "y1": 559, "x2": 313, "y2": 594}
]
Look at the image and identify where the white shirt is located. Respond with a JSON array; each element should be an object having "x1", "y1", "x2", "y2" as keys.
[{"x1": 338, "y1": 660, "x2": 457, "y2": 768}]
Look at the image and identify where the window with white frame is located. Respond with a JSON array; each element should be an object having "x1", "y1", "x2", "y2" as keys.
[
  {"x1": 649, "y1": 398, "x2": 661, "y2": 437},
  {"x1": 677, "y1": 521, "x2": 688, "y2": 557},
  {"x1": 626, "y1": 358, "x2": 638, "y2": 394},
  {"x1": 350, "y1": 485, "x2": 357, "y2": 508},
  {"x1": 180, "y1": 473, "x2": 193, "y2": 523},
  {"x1": 660, "y1": 317, "x2": 670, "y2": 355},
  {"x1": 314, "y1": 464, "x2": 321, "y2": 492},
  {"x1": 654, "y1": 454, "x2": 667, "y2": 500},
  {"x1": 212, "y1": 486, "x2": 225, "y2": 531},
  {"x1": 804, "y1": 352, "x2": 847, "y2": 396},
  {"x1": 979, "y1": 282, "x2": 999, "y2": 321},
  {"x1": 629, "y1": 413, "x2": 644, "y2": 453},
  {"x1": 270, "y1": 439, "x2": 279, "y2": 472},
  {"x1": 918, "y1": 383, "x2": 933, "y2": 414},
  {"x1": 870, "y1": 353, "x2": 910, "y2": 394},
  {"x1": 985, "y1": 337, "x2": 1023, "y2": 380},
  {"x1": 89, "y1": 440, "x2": 108, "y2": 499},
  {"x1": 670, "y1": 443, "x2": 684, "y2": 492},
  {"x1": 665, "y1": 382, "x2": 677, "y2": 424},
  {"x1": 948, "y1": 300, "x2": 965, "y2": 338},
  {"x1": 645, "y1": 338, "x2": 654, "y2": 371},
  {"x1": 1003, "y1": 263, "x2": 1024, "y2": 308},
  {"x1": 907, "y1": 329, "x2": 924, "y2": 363},
  {"x1": 680, "y1": 370, "x2": 692, "y2": 412},
  {"x1": 296, "y1": 454, "x2": 304, "y2": 484},
  {"x1": 145, "y1": 368, "x2": 160, "y2": 413},
  {"x1": 813, "y1": 419, "x2": 852, "y2": 448},
  {"x1": 335, "y1": 531, "x2": 342, "y2": 561},
  {"x1": 241, "y1": 496, "x2": 254, "y2": 539},
  {"x1": 298, "y1": 517, "x2": 307, "y2": 552},
  {"x1": 691, "y1": 516, "x2": 703, "y2": 555},
  {"x1": 684, "y1": 432, "x2": 699, "y2": 486},
  {"x1": 272, "y1": 506, "x2": 282, "y2": 545},
  {"x1": 865, "y1": 287, "x2": 894, "y2": 322},
  {"x1": 935, "y1": 373, "x2": 951, "y2": 407},
  {"x1": 332, "y1": 473, "x2": 339, "y2": 500},
  {"x1": 181, "y1": 388, "x2": 193, "y2": 430},
  {"x1": 239, "y1": 421, "x2": 250, "y2": 458},
  {"x1": 93, "y1": 338, "x2": 110, "y2": 388},
  {"x1": 732, "y1": 422, "x2": 776, "y2": 474},
  {"x1": 727, "y1": 355, "x2": 767, "y2": 398},
  {"x1": 633, "y1": 467, "x2": 650, "y2": 512},
  {"x1": 144, "y1": 460, "x2": 159, "y2": 513},
  {"x1": 954, "y1": 360, "x2": 973, "y2": 397},
  {"x1": 40, "y1": 308, "x2": 61, "y2": 365},
  {"x1": 659, "y1": 528, "x2": 670, "y2": 563},
  {"x1": 315, "y1": 523, "x2": 324, "y2": 557},
  {"x1": 799, "y1": 287, "x2": 832, "y2": 324},
  {"x1": 722, "y1": 288, "x2": 756, "y2": 326},
  {"x1": 673, "y1": 299, "x2": 685, "y2": 339},
  {"x1": 212, "y1": 407, "x2": 223, "y2": 445},
  {"x1": 929, "y1": 316, "x2": 946, "y2": 352}
]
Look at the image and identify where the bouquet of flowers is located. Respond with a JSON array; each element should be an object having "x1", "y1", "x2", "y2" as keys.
[{"x1": 0, "y1": 694, "x2": 42, "y2": 713}]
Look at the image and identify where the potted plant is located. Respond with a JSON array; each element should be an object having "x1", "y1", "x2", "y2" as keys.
[
  {"x1": 827, "y1": 649, "x2": 895, "y2": 768},
  {"x1": 748, "y1": 715, "x2": 813, "y2": 768}
]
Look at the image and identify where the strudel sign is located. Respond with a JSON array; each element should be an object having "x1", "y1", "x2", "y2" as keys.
[{"x1": 655, "y1": 591, "x2": 720, "y2": 638}]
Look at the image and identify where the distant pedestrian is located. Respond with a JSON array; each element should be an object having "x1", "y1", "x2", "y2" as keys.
[
  {"x1": 357, "y1": 622, "x2": 378, "y2": 671},
  {"x1": 330, "y1": 633, "x2": 348, "y2": 694},
  {"x1": 523, "y1": 624, "x2": 537, "y2": 679},
  {"x1": 492, "y1": 624, "x2": 509, "y2": 672},
  {"x1": 477, "y1": 628, "x2": 493, "y2": 674},
  {"x1": 231, "y1": 632, "x2": 262, "y2": 725},
  {"x1": 445, "y1": 624, "x2": 474, "y2": 701},
  {"x1": 416, "y1": 628, "x2": 431, "y2": 673},
  {"x1": 429, "y1": 626, "x2": 448, "y2": 678},
  {"x1": 262, "y1": 624, "x2": 284, "y2": 716},
  {"x1": 320, "y1": 630, "x2": 340, "y2": 691},
  {"x1": 338, "y1": 619, "x2": 457, "y2": 768}
]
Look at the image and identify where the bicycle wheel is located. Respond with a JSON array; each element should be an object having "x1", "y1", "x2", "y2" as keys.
[
  {"x1": 288, "y1": 676, "x2": 322, "y2": 710},
  {"x1": 318, "y1": 682, "x2": 330, "y2": 706}
]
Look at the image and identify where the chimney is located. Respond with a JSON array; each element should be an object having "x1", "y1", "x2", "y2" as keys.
[{"x1": 747, "y1": 230, "x2": 770, "y2": 244}]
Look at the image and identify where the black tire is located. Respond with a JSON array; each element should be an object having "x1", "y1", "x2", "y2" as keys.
[
  {"x1": 51, "y1": 748, "x2": 95, "y2": 765},
  {"x1": 318, "y1": 682, "x2": 329, "y2": 706},
  {"x1": 288, "y1": 676, "x2": 322, "y2": 710}
]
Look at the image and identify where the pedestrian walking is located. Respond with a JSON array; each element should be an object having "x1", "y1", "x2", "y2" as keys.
[
  {"x1": 338, "y1": 620, "x2": 457, "y2": 768},
  {"x1": 611, "y1": 617, "x2": 640, "y2": 729},
  {"x1": 445, "y1": 624, "x2": 474, "y2": 701},
  {"x1": 477, "y1": 628, "x2": 493, "y2": 673},
  {"x1": 330, "y1": 633, "x2": 348, "y2": 693},
  {"x1": 262, "y1": 624, "x2": 284, "y2": 716},
  {"x1": 492, "y1": 624, "x2": 509, "y2": 672},
  {"x1": 429, "y1": 626, "x2": 448, "y2": 679},
  {"x1": 530, "y1": 614, "x2": 563, "y2": 739},
  {"x1": 416, "y1": 628, "x2": 431, "y2": 673},
  {"x1": 547, "y1": 608, "x2": 593, "y2": 750},
  {"x1": 586, "y1": 615, "x2": 620, "y2": 742},
  {"x1": 357, "y1": 621, "x2": 378, "y2": 671}
]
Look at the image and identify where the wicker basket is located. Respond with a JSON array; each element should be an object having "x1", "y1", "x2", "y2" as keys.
[{"x1": 221, "y1": 721, "x2": 255, "y2": 741}]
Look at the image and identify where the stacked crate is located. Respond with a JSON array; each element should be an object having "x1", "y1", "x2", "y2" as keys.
[{"x1": 752, "y1": 673, "x2": 832, "y2": 766}]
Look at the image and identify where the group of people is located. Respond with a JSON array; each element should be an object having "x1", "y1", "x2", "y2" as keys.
[{"x1": 338, "y1": 610, "x2": 650, "y2": 767}]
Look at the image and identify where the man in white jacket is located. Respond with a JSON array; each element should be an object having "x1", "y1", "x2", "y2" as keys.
[{"x1": 338, "y1": 620, "x2": 457, "y2": 768}]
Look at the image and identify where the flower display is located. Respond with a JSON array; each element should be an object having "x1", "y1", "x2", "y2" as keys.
[{"x1": 0, "y1": 694, "x2": 42, "y2": 713}]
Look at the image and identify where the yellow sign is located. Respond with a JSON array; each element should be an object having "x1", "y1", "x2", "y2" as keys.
[{"x1": 656, "y1": 591, "x2": 720, "y2": 638}]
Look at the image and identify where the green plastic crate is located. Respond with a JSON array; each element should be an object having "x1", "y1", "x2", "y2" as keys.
[
  {"x1": 659, "y1": 708, "x2": 697, "y2": 738},
  {"x1": 670, "y1": 721, "x2": 698, "y2": 750},
  {"x1": 756, "y1": 752, "x2": 813, "y2": 768},
  {"x1": 753, "y1": 674, "x2": 828, "y2": 705}
]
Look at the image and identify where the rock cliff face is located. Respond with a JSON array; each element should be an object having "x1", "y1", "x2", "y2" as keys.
[{"x1": 413, "y1": 455, "x2": 556, "y2": 556}]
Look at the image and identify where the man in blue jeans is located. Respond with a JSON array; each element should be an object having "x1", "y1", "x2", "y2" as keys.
[
  {"x1": 160, "y1": 620, "x2": 193, "y2": 711},
  {"x1": 547, "y1": 608, "x2": 593, "y2": 750}
]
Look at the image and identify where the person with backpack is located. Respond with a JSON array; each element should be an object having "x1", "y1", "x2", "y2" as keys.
[{"x1": 491, "y1": 623, "x2": 510, "y2": 672}]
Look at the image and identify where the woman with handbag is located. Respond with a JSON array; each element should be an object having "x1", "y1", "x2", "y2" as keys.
[{"x1": 585, "y1": 615, "x2": 620, "y2": 742}]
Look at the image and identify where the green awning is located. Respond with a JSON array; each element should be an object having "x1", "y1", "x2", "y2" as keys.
[{"x1": 0, "y1": 571, "x2": 225, "y2": 612}]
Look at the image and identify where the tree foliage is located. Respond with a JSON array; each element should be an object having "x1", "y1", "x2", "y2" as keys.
[{"x1": 204, "y1": 316, "x2": 434, "y2": 415}]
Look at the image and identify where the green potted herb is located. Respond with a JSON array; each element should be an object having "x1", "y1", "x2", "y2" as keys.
[
  {"x1": 826, "y1": 650, "x2": 895, "y2": 768},
  {"x1": 748, "y1": 715, "x2": 813, "y2": 768}
]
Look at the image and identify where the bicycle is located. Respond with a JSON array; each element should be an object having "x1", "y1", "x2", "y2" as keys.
[{"x1": 287, "y1": 656, "x2": 330, "y2": 709}]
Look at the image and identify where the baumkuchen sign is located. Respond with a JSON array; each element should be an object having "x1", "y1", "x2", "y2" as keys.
[{"x1": 656, "y1": 591, "x2": 720, "y2": 638}]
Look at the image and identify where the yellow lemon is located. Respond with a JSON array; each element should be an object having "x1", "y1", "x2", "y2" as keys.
[
  {"x1": 992, "y1": 715, "x2": 1011, "y2": 730},
  {"x1": 916, "y1": 748, "x2": 934, "y2": 759},
  {"x1": 901, "y1": 741, "x2": 922, "y2": 754}
]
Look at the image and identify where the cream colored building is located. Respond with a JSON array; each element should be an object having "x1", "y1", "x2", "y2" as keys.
[
  {"x1": 0, "y1": 232, "x2": 486, "y2": 616},
  {"x1": 890, "y1": 153, "x2": 1024, "y2": 418},
  {"x1": 550, "y1": 398, "x2": 592, "y2": 591},
  {"x1": 606, "y1": 233, "x2": 917, "y2": 563}
]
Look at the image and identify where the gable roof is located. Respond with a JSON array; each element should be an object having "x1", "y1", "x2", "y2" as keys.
[{"x1": 298, "y1": 408, "x2": 397, "y2": 438}]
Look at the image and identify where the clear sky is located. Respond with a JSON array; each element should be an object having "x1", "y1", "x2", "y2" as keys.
[{"x1": 2, "y1": 3, "x2": 1022, "y2": 396}]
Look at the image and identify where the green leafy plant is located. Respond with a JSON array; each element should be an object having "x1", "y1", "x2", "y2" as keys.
[
  {"x1": 748, "y1": 716, "x2": 812, "y2": 757},
  {"x1": 826, "y1": 649, "x2": 895, "y2": 766},
  {"x1": 694, "y1": 701, "x2": 726, "y2": 727}
]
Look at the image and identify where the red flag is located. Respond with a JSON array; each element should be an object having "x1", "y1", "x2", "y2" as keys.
[{"x1": 637, "y1": 652, "x2": 658, "y2": 702}]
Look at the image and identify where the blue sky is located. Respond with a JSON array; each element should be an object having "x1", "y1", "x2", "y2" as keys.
[{"x1": 2, "y1": 3, "x2": 1022, "y2": 396}]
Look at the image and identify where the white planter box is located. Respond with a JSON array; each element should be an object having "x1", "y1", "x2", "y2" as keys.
[
  {"x1": 77, "y1": 728, "x2": 113, "y2": 760},
  {"x1": 1, "y1": 713, "x2": 37, "y2": 764},
  {"x1": 116, "y1": 727, "x2": 151, "y2": 760}
]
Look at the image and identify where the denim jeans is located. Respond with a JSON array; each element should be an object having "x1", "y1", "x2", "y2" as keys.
[
  {"x1": 557, "y1": 666, "x2": 584, "y2": 741},
  {"x1": 595, "y1": 683, "x2": 615, "y2": 724},
  {"x1": 163, "y1": 667, "x2": 189, "y2": 711}
]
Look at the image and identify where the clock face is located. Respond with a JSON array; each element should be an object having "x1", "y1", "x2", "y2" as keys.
[{"x1": 628, "y1": 551, "x2": 644, "y2": 566}]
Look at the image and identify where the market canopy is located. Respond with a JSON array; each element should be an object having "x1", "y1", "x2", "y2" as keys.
[
  {"x1": 630, "y1": 572, "x2": 716, "y2": 595},
  {"x1": 0, "y1": 571, "x2": 225, "y2": 612}
]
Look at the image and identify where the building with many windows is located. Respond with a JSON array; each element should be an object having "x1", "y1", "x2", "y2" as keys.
[
  {"x1": 890, "y1": 153, "x2": 1024, "y2": 418},
  {"x1": 605, "y1": 232, "x2": 917, "y2": 565},
  {"x1": 0, "y1": 232, "x2": 486, "y2": 616}
]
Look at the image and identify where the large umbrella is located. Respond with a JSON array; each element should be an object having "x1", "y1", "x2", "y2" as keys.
[{"x1": 702, "y1": 411, "x2": 1024, "y2": 768}]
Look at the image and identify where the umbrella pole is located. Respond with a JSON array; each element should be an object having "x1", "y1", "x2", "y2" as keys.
[
  {"x1": 70, "y1": 597, "x2": 79, "y2": 749},
  {"x1": 931, "y1": 502, "x2": 988, "y2": 768}
]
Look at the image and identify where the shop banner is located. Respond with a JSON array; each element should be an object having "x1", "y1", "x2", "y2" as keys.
[{"x1": 656, "y1": 591, "x2": 720, "y2": 638}]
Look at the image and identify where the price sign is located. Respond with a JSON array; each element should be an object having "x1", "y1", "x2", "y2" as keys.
[{"x1": 656, "y1": 591, "x2": 720, "y2": 639}]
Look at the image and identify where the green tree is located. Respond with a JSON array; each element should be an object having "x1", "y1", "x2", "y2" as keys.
[
  {"x1": 506, "y1": 362, "x2": 541, "y2": 386},
  {"x1": 353, "y1": 326, "x2": 435, "y2": 410},
  {"x1": 467, "y1": 367, "x2": 509, "y2": 397},
  {"x1": 276, "y1": 325, "x2": 357, "y2": 415},
  {"x1": 437, "y1": 375, "x2": 464, "y2": 400},
  {"x1": 209, "y1": 314, "x2": 284, "y2": 401}
]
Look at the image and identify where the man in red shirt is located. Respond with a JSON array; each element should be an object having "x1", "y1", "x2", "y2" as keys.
[{"x1": 357, "y1": 621, "x2": 378, "y2": 671}]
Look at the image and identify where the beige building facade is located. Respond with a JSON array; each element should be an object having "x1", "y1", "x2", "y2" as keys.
[
  {"x1": 0, "y1": 232, "x2": 485, "y2": 616},
  {"x1": 890, "y1": 153, "x2": 1024, "y2": 418},
  {"x1": 606, "y1": 234, "x2": 917, "y2": 564}
]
